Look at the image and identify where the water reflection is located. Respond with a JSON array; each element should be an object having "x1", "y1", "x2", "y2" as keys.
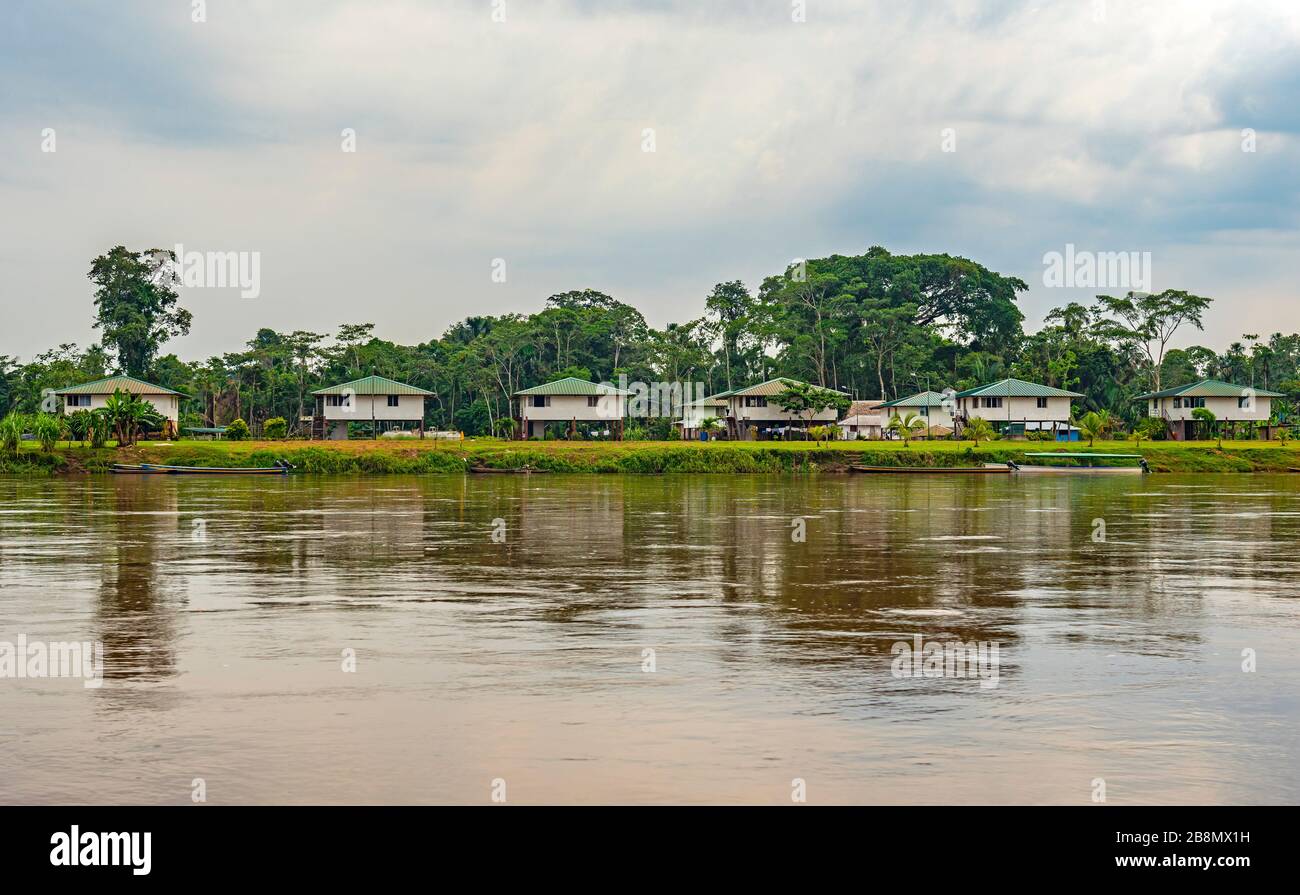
[
  {"x1": 0, "y1": 472, "x2": 1297, "y2": 804},
  {"x1": 94, "y1": 479, "x2": 181, "y2": 681}
]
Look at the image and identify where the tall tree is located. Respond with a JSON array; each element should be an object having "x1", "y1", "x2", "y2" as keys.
[
  {"x1": 1094, "y1": 290, "x2": 1212, "y2": 393},
  {"x1": 703, "y1": 280, "x2": 755, "y2": 390},
  {"x1": 88, "y1": 246, "x2": 192, "y2": 377},
  {"x1": 335, "y1": 323, "x2": 376, "y2": 374}
]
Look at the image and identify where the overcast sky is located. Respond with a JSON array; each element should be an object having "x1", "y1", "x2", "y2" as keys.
[{"x1": 2, "y1": 0, "x2": 1297, "y2": 362}]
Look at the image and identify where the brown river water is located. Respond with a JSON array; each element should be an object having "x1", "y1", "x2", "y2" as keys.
[{"x1": 1, "y1": 473, "x2": 1297, "y2": 805}]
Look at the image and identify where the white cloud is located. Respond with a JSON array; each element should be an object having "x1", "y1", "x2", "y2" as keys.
[{"x1": 2, "y1": 0, "x2": 1299, "y2": 357}]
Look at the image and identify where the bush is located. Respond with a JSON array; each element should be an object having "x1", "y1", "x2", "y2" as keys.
[
  {"x1": 31, "y1": 413, "x2": 64, "y2": 452},
  {"x1": 226, "y1": 418, "x2": 251, "y2": 441},
  {"x1": 263, "y1": 417, "x2": 288, "y2": 439},
  {"x1": 0, "y1": 412, "x2": 26, "y2": 455},
  {"x1": 88, "y1": 412, "x2": 110, "y2": 448},
  {"x1": 66, "y1": 409, "x2": 94, "y2": 444}
]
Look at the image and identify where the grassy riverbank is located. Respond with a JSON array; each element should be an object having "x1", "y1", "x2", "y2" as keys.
[{"x1": 6, "y1": 437, "x2": 1300, "y2": 475}]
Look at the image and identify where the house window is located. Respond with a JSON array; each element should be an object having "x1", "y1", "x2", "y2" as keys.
[
  {"x1": 1238, "y1": 396, "x2": 1251, "y2": 409},
  {"x1": 326, "y1": 395, "x2": 350, "y2": 407},
  {"x1": 744, "y1": 396, "x2": 768, "y2": 408},
  {"x1": 983, "y1": 397, "x2": 1003, "y2": 409},
  {"x1": 587, "y1": 396, "x2": 599, "y2": 407},
  {"x1": 919, "y1": 406, "x2": 929, "y2": 417},
  {"x1": 530, "y1": 395, "x2": 550, "y2": 408},
  {"x1": 1173, "y1": 398, "x2": 1181, "y2": 409},
  {"x1": 387, "y1": 395, "x2": 400, "y2": 407},
  {"x1": 1188, "y1": 397, "x2": 1205, "y2": 408},
  {"x1": 66, "y1": 395, "x2": 92, "y2": 407},
  {"x1": 1036, "y1": 397, "x2": 1048, "y2": 409}
]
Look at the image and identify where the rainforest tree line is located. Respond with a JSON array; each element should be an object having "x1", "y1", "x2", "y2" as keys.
[{"x1": 2, "y1": 244, "x2": 1297, "y2": 436}]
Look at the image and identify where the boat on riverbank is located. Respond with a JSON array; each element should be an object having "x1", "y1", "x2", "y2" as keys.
[
  {"x1": 110, "y1": 462, "x2": 293, "y2": 476},
  {"x1": 851, "y1": 465, "x2": 1009, "y2": 474},
  {"x1": 468, "y1": 465, "x2": 547, "y2": 474},
  {"x1": 984, "y1": 453, "x2": 1149, "y2": 475}
]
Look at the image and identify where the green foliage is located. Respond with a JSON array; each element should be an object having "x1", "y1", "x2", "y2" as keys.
[
  {"x1": 887, "y1": 413, "x2": 925, "y2": 446},
  {"x1": 88, "y1": 412, "x2": 110, "y2": 448},
  {"x1": 88, "y1": 246, "x2": 192, "y2": 377},
  {"x1": 99, "y1": 389, "x2": 162, "y2": 446},
  {"x1": 1093, "y1": 290, "x2": 1212, "y2": 394},
  {"x1": 1134, "y1": 416, "x2": 1166, "y2": 444},
  {"x1": 1192, "y1": 406, "x2": 1220, "y2": 446},
  {"x1": 31, "y1": 413, "x2": 64, "y2": 451},
  {"x1": 774, "y1": 381, "x2": 852, "y2": 437},
  {"x1": 1076, "y1": 411, "x2": 1109, "y2": 447},
  {"x1": 225, "y1": 418, "x2": 251, "y2": 441},
  {"x1": 964, "y1": 417, "x2": 995, "y2": 445},
  {"x1": 263, "y1": 416, "x2": 288, "y2": 439},
  {"x1": 1, "y1": 411, "x2": 26, "y2": 455},
  {"x1": 25, "y1": 243, "x2": 1300, "y2": 451},
  {"x1": 66, "y1": 409, "x2": 94, "y2": 444}
]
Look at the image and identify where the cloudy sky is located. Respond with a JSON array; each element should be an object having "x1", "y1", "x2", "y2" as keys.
[{"x1": 2, "y1": 0, "x2": 1297, "y2": 361}]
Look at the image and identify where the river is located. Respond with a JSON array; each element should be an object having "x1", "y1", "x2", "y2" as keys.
[{"x1": 1, "y1": 473, "x2": 1297, "y2": 804}]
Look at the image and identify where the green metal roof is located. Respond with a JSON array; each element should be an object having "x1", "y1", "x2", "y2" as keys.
[
  {"x1": 879, "y1": 390, "x2": 949, "y2": 408},
  {"x1": 685, "y1": 392, "x2": 731, "y2": 407},
  {"x1": 1134, "y1": 379, "x2": 1283, "y2": 400},
  {"x1": 513, "y1": 377, "x2": 630, "y2": 396},
  {"x1": 955, "y1": 378, "x2": 1083, "y2": 399},
  {"x1": 54, "y1": 375, "x2": 187, "y2": 397},
  {"x1": 313, "y1": 375, "x2": 433, "y2": 396},
  {"x1": 728, "y1": 378, "x2": 846, "y2": 398}
]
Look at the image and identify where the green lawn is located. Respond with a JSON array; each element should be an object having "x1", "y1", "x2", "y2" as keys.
[{"x1": 6, "y1": 435, "x2": 1300, "y2": 474}]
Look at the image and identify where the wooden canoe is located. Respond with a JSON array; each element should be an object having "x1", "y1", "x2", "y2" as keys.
[
  {"x1": 111, "y1": 463, "x2": 291, "y2": 476},
  {"x1": 851, "y1": 465, "x2": 1009, "y2": 474},
  {"x1": 468, "y1": 466, "x2": 547, "y2": 474}
]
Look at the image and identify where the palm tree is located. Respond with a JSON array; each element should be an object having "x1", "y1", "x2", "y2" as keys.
[
  {"x1": 964, "y1": 417, "x2": 994, "y2": 446},
  {"x1": 888, "y1": 413, "x2": 924, "y2": 446},
  {"x1": 1093, "y1": 409, "x2": 1113, "y2": 441},
  {"x1": 1076, "y1": 411, "x2": 1107, "y2": 447},
  {"x1": 100, "y1": 390, "x2": 163, "y2": 446}
]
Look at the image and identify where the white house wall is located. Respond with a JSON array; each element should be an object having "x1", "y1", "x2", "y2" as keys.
[
  {"x1": 519, "y1": 395, "x2": 626, "y2": 423},
  {"x1": 1148, "y1": 395, "x2": 1272, "y2": 422},
  {"x1": 321, "y1": 394, "x2": 426, "y2": 421},
  {"x1": 962, "y1": 396, "x2": 1073, "y2": 423},
  {"x1": 61, "y1": 394, "x2": 179, "y2": 422},
  {"x1": 727, "y1": 400, "x2": 839, "y2": 423},
  {"x1": 680, "y1": 405, "x2": 728, "y2": 428},
  {"x1": 884, "y1": 404, "x2": 955, "y2": 428}
]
